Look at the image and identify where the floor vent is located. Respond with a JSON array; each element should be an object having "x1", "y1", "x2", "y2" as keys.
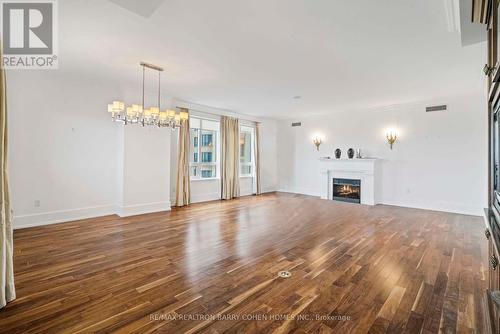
[
  {"x1": 291, "y1": 122, "x2": 301, "y2": 127},
  {"x1": 426, "y1": 105, "x2": 447, "y2": 112},
  {"x1": 278, "y1": 271, "x2": 292, "y2": 278}
]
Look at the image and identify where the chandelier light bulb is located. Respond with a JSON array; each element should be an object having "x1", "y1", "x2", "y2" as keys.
[{"x1": 106, "y1": 63, "x2": 185, "y2": 129}]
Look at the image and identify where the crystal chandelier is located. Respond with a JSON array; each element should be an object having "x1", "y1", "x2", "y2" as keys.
[{"x1": 107, "y1": 62, "x2": 188, "y2": 129}]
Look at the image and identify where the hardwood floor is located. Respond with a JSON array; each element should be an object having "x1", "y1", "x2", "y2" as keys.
[{"x1": 0, "y1": 193, "x2": 488, "y2": 333}]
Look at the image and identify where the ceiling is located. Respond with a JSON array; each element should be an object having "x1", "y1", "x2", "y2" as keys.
[
  {"x1": 459, "y1": 0, "x2": 487, "y2": 46},
  {"x1": 59, "y1": 0, "x2": 486, "y2": 119},
  {"x1": 107, "y1": 0, "x2": 166, "y2": 18}
]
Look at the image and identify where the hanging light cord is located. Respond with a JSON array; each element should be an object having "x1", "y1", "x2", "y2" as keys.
[
  {"x1": 142, "y1": 64, "x2": 145, "y2": 111},
  {"x1": 158, "y1": 70, "x2": 161, "y2": 111}
]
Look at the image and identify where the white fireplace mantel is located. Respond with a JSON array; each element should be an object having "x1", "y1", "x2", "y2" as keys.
[{"x1": 319, "y1": 158, "x2": 381, "y2": 205}]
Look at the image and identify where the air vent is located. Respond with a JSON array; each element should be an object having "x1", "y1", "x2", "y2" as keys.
[
  {"x1": 278, "y1": 271, "x2": 292, "y2": 278},
  {"x1": 291, "y1": 122, "x2": 301, "y2": 127},
  {"x1": 426, "y1": 105, "x2": 447, "y2": 112}
]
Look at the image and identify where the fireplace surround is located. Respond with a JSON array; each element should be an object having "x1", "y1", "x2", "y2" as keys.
[{"x1": 319, "y1": 158, "x2": 380, "y2": 205}]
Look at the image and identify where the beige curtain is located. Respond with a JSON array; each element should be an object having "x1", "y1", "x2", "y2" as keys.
[
  {"x1": 175, "y1": 108, "x2": 190, "y2": 207},
  {"x1": 221, "y1": 116, "x2": 240, "y2": 200},
  {"x1": 254, "y1": 123, "x2": 262, "y2": 195},
  {"x1": 0, "y1": 42, "x2": 15, "y2": 309}
]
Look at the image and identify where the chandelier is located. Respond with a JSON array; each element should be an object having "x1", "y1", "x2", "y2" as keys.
[{"x1": 107, "y1": 62, "x2": 187, "y2": 129}]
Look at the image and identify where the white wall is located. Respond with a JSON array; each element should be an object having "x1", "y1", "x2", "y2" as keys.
[
  {"x1": 117, "y1": 90, "x2": 172, "y2": 216},
  {"x1": 8, "y1": 70, "x2": 173, "y2": 228},
  {"x1": 169, "y1": 102, "x2": 279, "y2": 204},
  {"x1": 8, "y1": 71, "x2": 121, "y2": 228},
  {"x1": 9, "y1": 71, "x2": 481, "y2": 230},
  {"x1": 260, "y1": 119, "x2": 279, "y2": 193},
  {"x1": 277, "y1": 94, "x2": 488, "y2": 216},
  {"x1": 118, "y1": 125, "x2": 171, "y2": 216},
  {"x1": 7, "y1": 69, "x2": 275, "y2": 229}
]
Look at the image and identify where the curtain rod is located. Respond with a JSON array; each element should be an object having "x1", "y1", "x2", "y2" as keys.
[{"x1": 175, "y1": 106, "x2": 259, "y2": 124}]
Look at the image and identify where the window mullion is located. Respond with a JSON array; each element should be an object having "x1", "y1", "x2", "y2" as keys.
[{"x1": 198, "y1": 128, "x2": 202, "y2": 163}]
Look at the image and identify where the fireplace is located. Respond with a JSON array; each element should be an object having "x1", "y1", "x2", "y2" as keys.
[
  {"x1": 320, "y1": 159, "x2": 378, "y2": 205},
  {"x1": 332, "y1": 178, "x2": 361, "y2": 203}
]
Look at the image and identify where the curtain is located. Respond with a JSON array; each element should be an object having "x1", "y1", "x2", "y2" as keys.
[
  {"x1": 254, "y1": 122, "x2": 262, "y2": 195},
  {"x1": 175, "y1": 108, "x2": 190, "y2": 207},
  {"x1": 221, "y1": 116, "x2": 240, "y2": 200},
  {"x1": 0, "y1": 41, "x2": 14, "y2": 309}
]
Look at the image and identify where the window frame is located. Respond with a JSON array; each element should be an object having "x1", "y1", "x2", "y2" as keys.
[
  {"x1": 239, "y1": 125, "x2": 255, "y2": 178},
  {"x1": 189, "y1": 116, "x2": 220, "y2": 181}
]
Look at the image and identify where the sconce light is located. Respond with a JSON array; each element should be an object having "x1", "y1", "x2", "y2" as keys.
[
  {"x1": 312, "y1": 136, "x2": 323, "y2": 151},
  {"x1": 385, "y1": 128, "x2": 398, "y2": 150}
]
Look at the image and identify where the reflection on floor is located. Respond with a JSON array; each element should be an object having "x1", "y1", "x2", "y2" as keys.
[{"x1": 0, "y1": 193, "x2": 487, "y2": 333}]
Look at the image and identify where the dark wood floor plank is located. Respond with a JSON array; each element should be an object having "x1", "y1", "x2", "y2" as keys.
[{"x1": 0, "y1": 193, "x2": 488, "y2": 333}]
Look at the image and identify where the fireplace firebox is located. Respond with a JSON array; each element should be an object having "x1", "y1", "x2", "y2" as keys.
[{"x1": 332, "y1": 178, "x2": 361, "y2": 203}]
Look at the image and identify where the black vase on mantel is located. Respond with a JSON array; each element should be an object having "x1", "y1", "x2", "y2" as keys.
[
  {"x1": 347, "y1": 148, "x2": 354, "y2": 159},
  {"x1": 334, "y1": 149, "x2": 341, "y2": 159}
]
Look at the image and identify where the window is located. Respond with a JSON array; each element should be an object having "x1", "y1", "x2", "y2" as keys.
[
  {"x1": 190, "y1": 129, "x2": 199, "y2": 162},
  {"x1": 240, "y1": 125, "x2": 255, "y2": 177},
  {"x1": 201, "y1": 170, "x2": 213, "y2": 178},
  {"x1": 201, "y1": 133, "x2": 213, "y2": 147},
  {"x1": 190, "y1": 116, "x2": 219, "y2": 180},
  {"x1": 201, "y1": 152, "x2": 212, "y2": 162}
]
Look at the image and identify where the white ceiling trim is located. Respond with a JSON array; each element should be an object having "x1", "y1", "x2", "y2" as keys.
[{"x1": 173, "y1": 99, "x2": 263, "y2": 123}]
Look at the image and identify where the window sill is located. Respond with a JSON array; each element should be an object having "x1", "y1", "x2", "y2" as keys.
[
  {"x1": 190, "y1": 176, "x2": 253, "y2": 182},
  {"x1": 190, "y1": 177, "x2": 220, "y2": 182}
]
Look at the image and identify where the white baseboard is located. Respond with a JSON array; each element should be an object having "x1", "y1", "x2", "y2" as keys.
[
  {"x1": 15, "y1": 191, "x2": 477, "y2": 231},
  {"x1": 14, "y1": 201, "x2": 172, "y2": 229},
  {"x1": 276, "y1": 189, "x2": 482, "y2": 216},
  {"x1": 117, "y1": 201, "x2": 171, "y2": 217},
  {"x1": 261, "y1": 187, "x2": 277, "y2": 194},
  {"x1": 12, "y1": 189, "x2": 280, "y2": 229},
  {"x1": 381, "y1": 199, "x2": 483, "y2": 217},
  {"x1": 13, "y1": 204, "x2": 117, "y2": 230},
  {"x1": 277, "y1": 188, "x2": 321, "y2": 197},
  {"x1": 190, "y1": 192, "x2": 221, "y2": 204}
]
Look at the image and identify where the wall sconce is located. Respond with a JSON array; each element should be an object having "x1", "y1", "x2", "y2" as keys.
[
  {"x1": 312, "y1": 136, "x2": 323, "y2": 151},
  {"x1": 385, "y1": 129, "x2": 398, "y2": 150}
]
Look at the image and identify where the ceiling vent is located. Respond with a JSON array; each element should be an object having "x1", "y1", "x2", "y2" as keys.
[
  {"x1": 291, "y1": 122, "x2": 302, "y2": 127},
  {"x1": 426, "y1": 105, "x2": 447, "y2": 112}
]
